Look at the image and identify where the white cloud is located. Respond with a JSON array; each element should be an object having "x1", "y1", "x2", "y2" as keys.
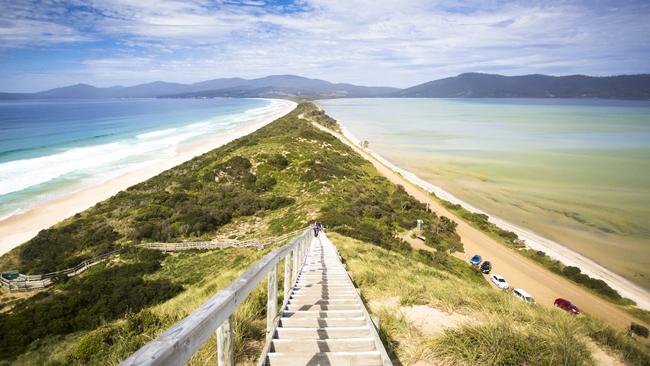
[
  {"x1": 0, "y1": 17, "x2": 92, "y2": 47},
  {"x1": 1, "y1": 0, "x2": 649, "y2": 91}
]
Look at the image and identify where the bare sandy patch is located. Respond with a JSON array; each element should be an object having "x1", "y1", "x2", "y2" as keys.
[
  {"x1": 400, "y1": 305, "x2": 472, "y2": 336},
  {"x1": 369, "y1": 296, "x2": 472, "y2": 336},
  {"x1": 585, "y1": 339, "x2": 625, "y2": 366}
]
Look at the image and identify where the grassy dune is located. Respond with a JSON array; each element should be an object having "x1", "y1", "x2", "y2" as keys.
[{"x1": 333, "y1": 232, "x2": 650, "y2": 366}]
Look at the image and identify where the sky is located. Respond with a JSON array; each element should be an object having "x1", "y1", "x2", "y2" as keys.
[{"x1": 1, "y1": 0, "x2": 649, "y2": 92}]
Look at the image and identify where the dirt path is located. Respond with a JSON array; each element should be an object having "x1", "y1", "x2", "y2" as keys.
[{"x1": 311, "y1": 121, "x2": 648, "y2": 333}]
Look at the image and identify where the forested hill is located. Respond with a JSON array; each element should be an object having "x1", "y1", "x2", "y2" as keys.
[{"x1": 397, "y1": 73, "x2": 650, "y2": 99}]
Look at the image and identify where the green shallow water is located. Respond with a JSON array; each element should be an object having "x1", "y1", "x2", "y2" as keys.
[{"x1": 318, "y1": 98, "x2": 650, "y2": 289}]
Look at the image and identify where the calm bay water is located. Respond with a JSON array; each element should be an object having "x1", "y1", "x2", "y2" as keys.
[
  {"x1": 318, "y1": 98, "x2": 650, "y2": 289},
  {"x1": 0, "y1": 98, "x2": 281, "y2": 220}
]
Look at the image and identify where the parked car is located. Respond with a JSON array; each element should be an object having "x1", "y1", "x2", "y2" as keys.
[
  {"x1": 554, "y1": 298, "x2": 580, "y2": 315},
  {"x1": 480, "y1": 261, "x2": 492, "y2": 274},
  {"x1": 491, "y1": 274, "x2": 509, "y2": 289},
  {"x1": 512, "y1": 288, "x2": 535, "y2": 304},
  {"x1": 469, "y1": 254, "x2": 482, "y2": 265}
]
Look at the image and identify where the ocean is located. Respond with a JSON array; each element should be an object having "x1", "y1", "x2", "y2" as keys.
[
  {"x1": 0, "y1": 98, "x2": 285, "y2": 222},
  {"x1": 318, "y1": 98, "x2": 650, "y2": 289}
]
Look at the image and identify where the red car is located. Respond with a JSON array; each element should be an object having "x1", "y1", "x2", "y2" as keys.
[{"x1": 554, "y1": 298, "x2": 580, "y2": 315}]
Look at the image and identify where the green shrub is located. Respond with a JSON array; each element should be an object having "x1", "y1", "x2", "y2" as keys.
[
  {"x1": 68, "y1": 327, "x2": 116, "y2": 364},
  {"x1": 0, "y1": 251, "x2": 182, "y2": 359},
  {"x1": 267, "y1": 153, "x2": 288, "y2": 169}
]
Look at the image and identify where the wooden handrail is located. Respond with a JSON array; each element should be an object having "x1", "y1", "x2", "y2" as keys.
[{"x1": 120, "y1": 228, "x2": 313, "y2": 366}]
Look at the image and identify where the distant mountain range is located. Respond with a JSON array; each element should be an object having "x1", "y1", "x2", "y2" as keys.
[
  {"x1": 0, "y1": 75, "x2": 397, "y2": 100},
  {"x1": 398, "y1": 73, "x2": 650, "y2": 99},
  {"x1": 2, "y1": 73, "x2": 649, "y2": 100}
]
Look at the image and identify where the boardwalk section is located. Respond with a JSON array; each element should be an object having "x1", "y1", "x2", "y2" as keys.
[
  {"x1": 261, "y1": 233, "x2": 391, "y2": 366},
  {"x1": 120, "y1": 228, "x2": 391, "y2": 366}
]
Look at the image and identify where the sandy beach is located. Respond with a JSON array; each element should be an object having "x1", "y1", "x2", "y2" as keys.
[{"x1": 0, "y1": 99, "x2": 296, "y2": 256}]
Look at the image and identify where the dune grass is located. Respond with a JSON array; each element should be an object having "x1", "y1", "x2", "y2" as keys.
[
  {"x1": 0, "y1": 244, "x2": 290, "y2": 366},
  {"x1": 331, "y1": 231, "x2": 649, "y2": 366}
]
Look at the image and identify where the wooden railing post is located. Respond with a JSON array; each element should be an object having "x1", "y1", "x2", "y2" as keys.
[
  {"x1": 284, "y1": 253, "x2": 291, "y2": 296},
  {"x1": 292, "y1": 247, "x2": 298, "y2": 283},
  {"x1": 216, "y1": 316, "x2": 234, "y2": 366},
  {"x1": 266, "y1": 265, "x2": 277, "y2": 341}
]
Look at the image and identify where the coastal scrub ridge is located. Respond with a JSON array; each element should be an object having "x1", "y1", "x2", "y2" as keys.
[{"x1": 0, "y1": 103, "x2": 647, "y2": 365}]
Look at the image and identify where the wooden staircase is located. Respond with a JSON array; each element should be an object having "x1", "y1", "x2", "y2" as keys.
[{"x1": 262, "y1": 233, "x2": 391, "y2": 366}]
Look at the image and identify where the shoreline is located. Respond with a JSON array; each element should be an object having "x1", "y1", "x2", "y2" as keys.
[
  {"x1": 335, "y1": 124, "x2": 650, "y2": 310},
  {"x1": 0, "y1": 99, "x2": 297, "y2": 256}
]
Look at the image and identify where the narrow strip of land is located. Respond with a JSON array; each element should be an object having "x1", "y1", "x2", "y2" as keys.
[
  {"x1": 0, "y1": 100, "x2": 296, "y2": 256},
  {"x1": 310, "y1": 121, "x2": 648, "y2": 333}
]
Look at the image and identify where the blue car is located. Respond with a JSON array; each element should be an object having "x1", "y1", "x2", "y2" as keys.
[{"x1": 469, "y1": 254, "x2": 482, "y2": 265}]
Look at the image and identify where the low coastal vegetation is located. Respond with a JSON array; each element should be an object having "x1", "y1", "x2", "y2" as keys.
[
  {"x1": 440, "y1": 200, "x2": 636, "y2": 306},
  {"x1": 334, "y1": 232, "x2": 650, "y2": 366},
  {"x1": 0, "y1": 103, "x2": 647, "y2": 365},
  {"x1": 0, "y1": 103, "x2": 456, "y2": 364}
]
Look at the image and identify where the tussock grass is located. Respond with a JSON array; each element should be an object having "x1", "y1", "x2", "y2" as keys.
[
  {"x1": 332, "y1": 231, "x2": 650, "y2": 366},
  {"x1": 434, "y1": 314, "x2": 591, "y2": 366},
  {"x1": 580, "y1": 316, "x2": 650, "y2": 366}
]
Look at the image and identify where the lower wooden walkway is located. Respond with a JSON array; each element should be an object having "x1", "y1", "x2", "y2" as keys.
[
  {"x1": 121, "y1": 228, "x2": 391, "y2": 366},
  {"x1": 262, "y1": 233, "x2": 391, "y2": 366}
]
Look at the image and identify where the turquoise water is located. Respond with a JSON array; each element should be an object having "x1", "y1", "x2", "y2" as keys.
[
  {"x1": 318, "y1": 98, "x2": 650, "y2": 287},
  {"x1": 0, "y1": 98, "x2": 281, "y2": 220}
]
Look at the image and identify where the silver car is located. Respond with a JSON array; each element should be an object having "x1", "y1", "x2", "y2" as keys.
[
  {"x1": 512, "y1": 288, "x2": 535, "y2": 304},
  {"x1": 491, "y1": 274, "x2": 509, "y2": 289}
]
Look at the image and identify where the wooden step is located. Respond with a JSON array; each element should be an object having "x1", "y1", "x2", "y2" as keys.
[
  {"x1": 293, "y1": 284, "x2": 353, "y2": 289},
  {"x1": 265, "y1": 351, "x2": 382, "y2": 366},
  {"x1": 290, "y1": 295, "x2": 358, "y2": 302},
  {"x1": 296, "y1": 279, "x2": 350, "y2": 283},
  {"x1": 294, "y1": 285, "x2": 351, "y2": 290},
  {"x1": 282, "y1": 310, "x2": 365, "y2": 318},
  {"x1": 298, "y1": 276, "x2": 349, "y2": 280},
  {"x1": 271, "y1": 338, "x2": 376, "y2": 353},
  {"x1": 288, "y1": 299, "x2": 359, "y2": 306},
  {"x1": 274, "y1": 326, "x2": 371, "y2": 339},
  {"x1": 295, "y1": 283, "x2": 350, "y2": 287},
  {"x1": 279, "y1": 317, "x2": 367, "y2": 327},
  {"x1": 291, "y1": 289, "x2": 357, "y2": 296},
  {"x1": 286, "y1": 303, "x2": 361, "y2": 311}
]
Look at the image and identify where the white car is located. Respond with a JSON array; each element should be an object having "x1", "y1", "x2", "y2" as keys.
[
  {"x1": 491, "y1": 274, "x2": 509, "y2": 289},
  {"x1": 512, "y1": 288, "x2": 535, "y2": 304}
]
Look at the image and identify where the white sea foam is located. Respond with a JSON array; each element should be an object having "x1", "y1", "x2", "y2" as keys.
[
  {"x1": 187, "y1": 122, "x2": 210, "y2": 129},
  {"x1": 0, "y1": 99, "x2": 285, "y2": 199},
  {"x1": 136, "y1": 128, "x2": 178, "y2": 140}
]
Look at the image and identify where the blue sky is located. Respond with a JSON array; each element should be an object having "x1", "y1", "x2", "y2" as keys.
[{"x1": 1, "y1": 0, "x2": 649, "y2": 92}]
